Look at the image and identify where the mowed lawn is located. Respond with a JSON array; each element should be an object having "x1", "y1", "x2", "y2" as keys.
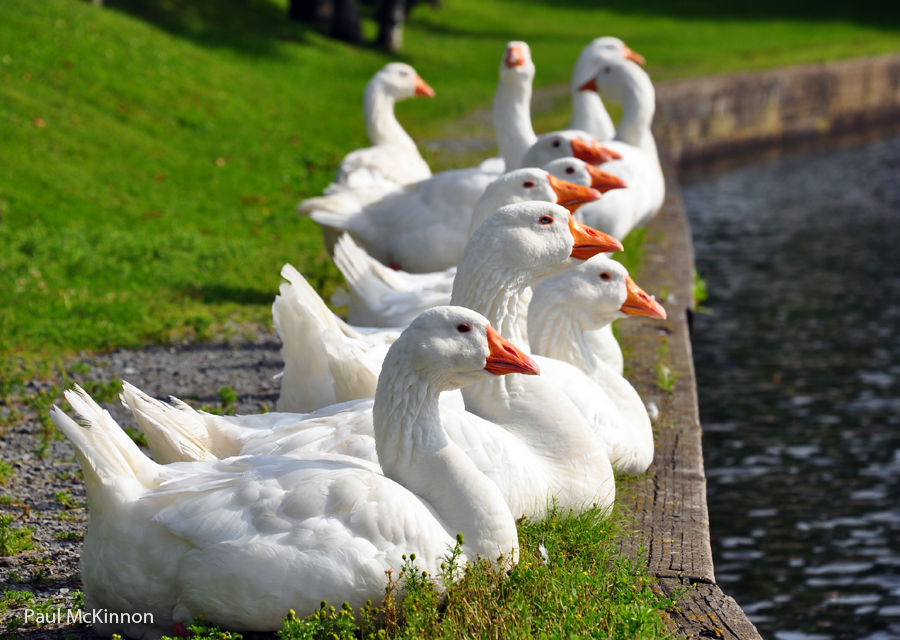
[{"x1": 2, "y1": 0, "x2": 899, "y2": 363}]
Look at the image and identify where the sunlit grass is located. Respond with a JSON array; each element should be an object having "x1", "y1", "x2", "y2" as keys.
[{"x1": 2, "y1": 0, "x2": 899, "y2": 364}]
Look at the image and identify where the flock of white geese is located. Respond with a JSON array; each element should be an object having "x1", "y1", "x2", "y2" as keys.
[{"x1": 52, "y1": 37, "x2": 669, "y2": 638}]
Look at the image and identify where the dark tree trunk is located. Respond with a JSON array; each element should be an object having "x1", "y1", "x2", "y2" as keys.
[
  {"x1": 289, "y1": 0, "x2": 333, "y2": 22},
  {"x1": 376, "y1": 0, "x2": 406, "y2": 53},
  {"x1": 332, "y1": 0, "x2": 362, "y2": 44}
]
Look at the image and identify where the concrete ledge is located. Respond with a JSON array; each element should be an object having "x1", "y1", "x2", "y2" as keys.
[
  {"x1": 654, "y1": 53, "x2": 900, "y2": 167},
  {"x1": 615, "y1": 168, "x2": 762, "y2": 638}
]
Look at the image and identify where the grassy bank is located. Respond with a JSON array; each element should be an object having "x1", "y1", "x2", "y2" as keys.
[{"x1": 2, "y1": 0, "x2": 900, "y2": 365}]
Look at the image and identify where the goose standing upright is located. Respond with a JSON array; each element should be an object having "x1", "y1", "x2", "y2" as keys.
[
  {"x1": 298, "y1": 63, "x2": 435, "y2": 247},
  {"x1": 569, "y1": 37, "x2": 646, "y2": 141},
  {"x1": 574, "y1": 57, "x2": 664, "y2": 239},
  {"x1": 52, "y1": 307, "x2": 527, "y2": 637}
]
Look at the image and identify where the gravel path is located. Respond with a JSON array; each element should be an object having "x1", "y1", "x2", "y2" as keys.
[{"x1": 0, "y1": 331, "x2": 284, "y2": 638}]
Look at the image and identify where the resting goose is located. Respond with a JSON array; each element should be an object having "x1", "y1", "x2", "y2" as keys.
[
  {"x1": 335, "y1": 159, "x2": 624, "y2": 328},
  {"x1": 310, "y1": 135, "x2": 613, "y2": 273},
  {"x1": 298, "y1": 63, "x2": 435, "y2": 250},
  {"x1": 569, "y1": 37, "x2": 646, "y2": 141},
  {"x1": 52, "y1": 307, "x2": 526, "y2": 636},
  {"x1": 528, "y1": 256, "x2": 666, "y2": 473},
  {"x1": 575, "y1": 57, "x2": 664, "y2": 239},
  {"x1": 126, "y1": 203, "x2": 620, "y2": 519}
]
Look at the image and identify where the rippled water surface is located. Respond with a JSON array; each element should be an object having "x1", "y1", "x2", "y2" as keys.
[{"x1": 682, "y1": 135, "x2": 900, "y2": 640}]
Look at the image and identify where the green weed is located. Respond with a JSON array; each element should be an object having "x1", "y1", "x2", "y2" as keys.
[
  {"x1": 692, "y1": 270, "x2": 710, "y2": 312},
  {"x1": 654, "y1": 339, "x2": 681, "y2": 393},
  {"x1": 0, "y1": 515, "x2": 36, "y2": 556},
  {"x1": 0, "y1": 589, "x2": 35, "y2": 615},
  {"x1": 0, "y1": 460, "x2": 13, "y2": 485},
  {"x1": 197, "y1": 385, "x2": 239, "y2": 416},
  {"x1": 52, "y1": 531, "x2": 84, "y2": 542},
  {"x1": 54, "y1": 490, "x2": 84, "y2": 510}
]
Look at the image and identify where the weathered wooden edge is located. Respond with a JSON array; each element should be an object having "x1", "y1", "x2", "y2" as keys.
[{"x1": 615, "y1": 167, "x2": 763, "y2": 639}]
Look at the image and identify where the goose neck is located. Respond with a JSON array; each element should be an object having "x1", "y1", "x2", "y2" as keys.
[
  {"x1": 364, "y1": 80, "x2": 418, "y2": 151},
  {"x1": 528, "y1": 300, "x2": 597, "y2": 375},
  {"x1": 493, "y1": 74, "x2": 537, "y2": 171},
  {"x1": 614, "y1": 74, "x2": 658, "y2": 162},
  {"x1": 569, "y1": 56, "x2": 615, "y2": 140},
  {"x1": 450, "y1": 258, "x2": 529, "y2": 347},
  {"x1": 373, "y1": 361, "x2": 516, "y2": 561}
]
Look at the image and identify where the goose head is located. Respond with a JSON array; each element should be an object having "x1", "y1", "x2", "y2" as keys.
[
  {"x1": 381, "y1": 306, "x2": 539, "y2": 393},
  {"x1": 542, "y1": 157, "x2": 627, "y2": 193},
  {"x1": 535, "y1": 256, "x2": 665, "y2": 331},
  {"x1": 375, "y1": 62, "x2": 435, "y2": 100},
  {"x1": 465, "y1": 201, "x2": 623, "y2": 284},
  {"x1": 468, "y1": 168, "x2": 601, "y2": 235},
  {"x1": 520, "y1": 130, "x2": 621, "y2": 168},
  {"x1": 572, "y1": 37, "x2": 644, "y2": 89},
  {"x1": 500, "y1": 41, "x2": 535, "y2": 80}
]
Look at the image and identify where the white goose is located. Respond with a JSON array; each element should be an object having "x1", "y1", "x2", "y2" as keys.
[
  {"x1": 528, "y1": 256, "x2": 666, "y2": 473},
  {"x1": 569, "y1": 37, "x2": 646, "y2": 141},
  {"x1": 298, "y1": 63, "x2": 434, "y2": 221},
  {"x1": 334, "y1": 162, "x2": 622, "y2": 328},
  {"x1": 574, "y1": 57, "x2": 664, "y2": 239},
  {"x1": 126, "y1": 203, "x2": 619, "y2": 519},
  {"x1": 52, "y1": 307, "x2": 526, "y2": 636},
  {"x1": 482, "y1": 41, "x2": 538, "y2": 173},
  {"x1": 310, "y1": 140, "x2": 613, "y2": 273}
]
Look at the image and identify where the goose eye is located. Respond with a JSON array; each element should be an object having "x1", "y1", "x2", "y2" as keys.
[
  {"x1": 552, "y1": 140, "x2": 561, "y2": 148},
  {"x1": 539, "y1": 216, "x2": 553, "y2": 225},
  {"x1": 522, "y1": 180, "x2": 534, "y2": 188},
  {"x1": 604, "y1": 66, "x2": 611, "y2": 74},
  {"x1": 565, "y1": 167, "x2": 575, "y2": 174},
  {"x1": 399, "y1": 71, "x2": 408, "y2": 77},
  {"x1": 456, "y1": 324, "x2": 470, "y2": 333},
  {"x1": 600, "y1": 272, "x2": 611, "y2": 281}
]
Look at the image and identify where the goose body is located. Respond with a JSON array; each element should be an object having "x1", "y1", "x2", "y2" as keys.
[
  {"x1": 126, "y1": 203, "x2": 620, "y2": 520},
  {"x1": 53, "y1": 307, "x2": 525, "y2": 637},
  {"x1": 529, "y1": 256, "x2": 666, "y2": 473},
  {"x1": 298, "y1": 63, "x2": 434, "y2": 229}
]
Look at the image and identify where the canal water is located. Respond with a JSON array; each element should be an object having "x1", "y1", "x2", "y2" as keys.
[{"x1": 682, "y1": 134, "x2": 900, "y2": 640}]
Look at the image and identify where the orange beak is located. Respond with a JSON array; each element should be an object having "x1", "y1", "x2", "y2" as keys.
[
  {"x1": 621, "y1": 276, "x2": 666, "y2": 319},
  {"x1": 505, "y1": 44, "x2": 527, "y2": 68},
  {"x1": 623, "y1": 44, "x2": 646, "y2": 66},
  {"x1": 547, "y1": 174, "x2": 601, "y2": 213},
  {"x1": 569, "y1": 216, "x2": 624, "y2": 259},
  {"x1": 585, "y1": 164, "x2": 627, "y2": 193},
  {"x1": 484, "y1": 326, "x2": 540, "y2": 376},
  {"x1": 414, "y1": 75, "x2": 435, "y2": 98},
  {"x1": 570, "y1": 137, "x2": 622, "y2": 164}
]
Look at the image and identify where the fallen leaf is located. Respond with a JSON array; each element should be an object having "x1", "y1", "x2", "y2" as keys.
[
  {"x1": 215, "y1": 157, "x2": 226, "y2": 167},
  {"x1": 33, "y1": 117, "x2": 46, "y2": 128}
]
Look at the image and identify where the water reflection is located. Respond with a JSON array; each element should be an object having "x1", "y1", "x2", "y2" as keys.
[{"x1": 682, "y1": 134, "x2": 900, "y2": 640}]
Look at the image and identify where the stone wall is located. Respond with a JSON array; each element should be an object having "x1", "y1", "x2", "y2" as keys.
[{"x1": 654, "y1": 53, "x2": 900, "y2": 166}]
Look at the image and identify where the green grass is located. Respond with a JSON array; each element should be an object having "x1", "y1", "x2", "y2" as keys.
[
  {"x1": 2, "y1": 0, "x2": 900, "y2": 368},
  {"x1": 160, "y1": 505, "x2": 674, "y2": 640}
]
